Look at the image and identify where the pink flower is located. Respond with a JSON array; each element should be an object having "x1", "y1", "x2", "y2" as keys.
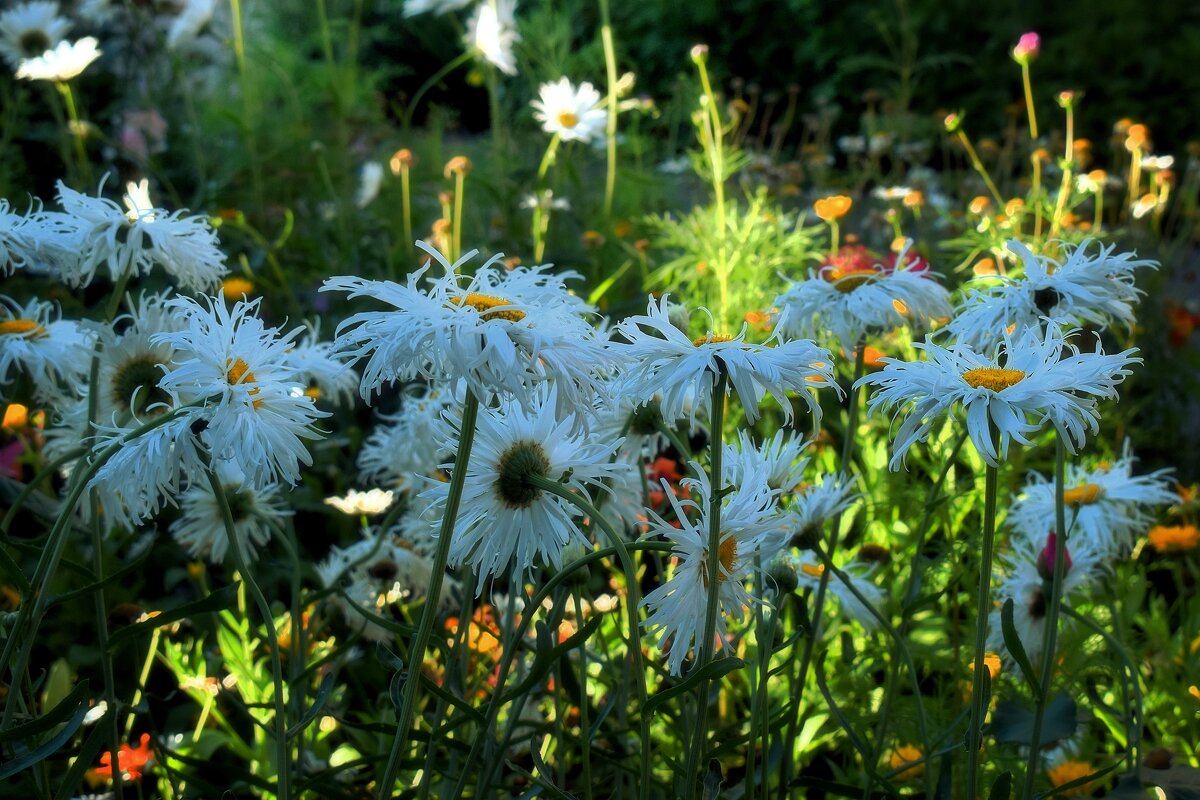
[
  {"x1": 1036, "y1": 531, "x2": 1072, "y2": 582},
  {"x1": 1012, "y1": 32, "x2": 1040, "y2": 64}
]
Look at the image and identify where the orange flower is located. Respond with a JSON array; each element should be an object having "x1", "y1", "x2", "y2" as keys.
[
  {"x1": 1147, "y1": 524, "x2": 1199, "y2": 554},
  {"x1": 813, "y1": 195, "x2": 852, "y2": 221},
  {"x1": 87, "y1": 733, "x2": 154, "y2": 784},
  {"x1": 1047, "y1": 760, "x2": 1094, "y2": 795},
  {"x1": 446, "y1": 605, "x2": 502, "y2": 657},
  {"x1": 970, "y1": 651, "x2": 1002, "y2": 680},
  {"x1": 888, "y1": 744, "x2": 924, "y2": 780},
  {"x1": 968, "y1": 196, "x2": 992, "y2": 215},
  {"x1": 221, "y1": 277, "x2": 255, "y2": 299},
  {"x1": 2, "y1": 403, "x2": 29, "y2": 430}
]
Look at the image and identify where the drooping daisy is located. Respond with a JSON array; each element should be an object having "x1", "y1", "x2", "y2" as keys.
[
  {"x1": 152, "y1": 293, "x2": 328, "y2": 488},
  {"x1": 1, "y1": 201, "x2": 43, "y2": 275},
  {"x1": 324, "y1": 242, "x2": 612, "y2": 416},
  {"x1": 858, "y1": 321, "x2": 1140, "y2": 469},
  {"x1": 778, "y1": 472, "x2": 860, "y2": 550},
  {"x1": 465, "y1": 0, "x2": 519, "y2": 76},
  {"x1": 55, "y1": 179, "x2": 227, "y2": 291},
  {"x1": 357, "y1": 383, "x2": 459, "y2": 491},
  {"x1": 641, "y1": 462, "x2": 781, "y2": 676},
  {"x1": 785, "y1": 556, "x2": 885, "y2": 628},
  {"x1": 612, "y1": 294, "x2": 838, "y2": 427},
  {"x1": 1007, "y1": 444, "x2": 1175, "y2": 557},
  {"x1": 170, "y1": 462, "x2": 291, "y2": 563},
  {"x1": 532, "y1": 78, "x2": 606, "y2": 143},
  {"x1": 772, "y1": 242, "x2": 953, "y2": 356},
  {"x1": 0, "y1": 1, "x2": 70, "y2": 70},
  {"x1": 943, "y1": 239, "x2": 1157, "y2": 351},
  {"x1": 420, "y1": 386, "x2": 624, "y2": 590},
  {"x1": 0, "y1": 295, "x2": 93, "y2": 399},
  {"x1": 16, "y1": 36, "x2": 100, "y2": 81}
]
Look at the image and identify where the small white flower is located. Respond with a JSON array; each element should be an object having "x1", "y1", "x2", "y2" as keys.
[
  {"x1": 166, "y1": 0, "x2": 217, "y2": 49},
  {"x1": 612, "y1": 295, "x2": 838, "y2": 426},
  {"x1": 420, "y1": 385, "x2": 624, "y2": 589},
  {"x1": 282, "y1": 326, "x2": 358, "y2": 405},
  {"x1": 466, "y1": 0, "x2": 519, "y2": 76},
  {"x1": 1130, "y1": 194, "x2": 1159, "y2": 220},
  {"x1": 871, "y1": 185, "x2": 915, "y2": 202},
  {"x1": 153, "y1": 294, "x2": 329, "y2": 488},
  {"x1": 0, "y1": 1, "x2": 71, "y2": 70},
  {"x1": 779, "y1": 473, "x2": 859, "y2": 551},
  {"x1": 641, "y1": 463, "x2": 781, "y2": 676},
  {"x1": 171, "y1": 462, "x2": 291, "y2": 563},
  {"x1": 324, "y1": 488, "x2": 395, "y2": 516},
  {"x1": 0, "y1": 295, "x2": 92, "y2": 399},
  {"x1": 532, "y1": 78, "x2": 606, "y2": 143},
  {"x1": 787, "y1": 556, "x2": 885, "y2": 629},
  {"x1": 858, "y1": 321, "x2": 1140, "y2": 469},
  {"x1": 16, "y1": 36, "x2": 100, "y2": 81},
  {"x1": 1007, "y1": 443, "x2": 1175, "y2": 558},
  {"x1": 943, "y1": 239, "x2": 1156, "y2": 350},
  {"x1": 357, "y1": 384, "x2": 459, "y2": 491},
  {"x1": 773, "y1": 245, "x2": 952, "y2": 356},
  {"x1": 520, "y1": 189, "x2": 570, "y2": 212},
  {"x1": 723, "y1": 429, "x2": 809, "y2": 495},
  {"x1": 837, "y1": 135, "x2": 866, "y2": 155},
  {"x1": 354, "y1": 161, "x2": 384, "y2": 209},
  {"x1": 55, "y1": 179, "x2": 228, "y2": 291},
  {"x1": 1140, "y1": 154, "x2": 1174, "y2": 171}
]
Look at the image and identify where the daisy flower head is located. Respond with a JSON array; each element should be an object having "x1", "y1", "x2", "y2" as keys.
[
  {"x1": 420, "y1": 385, "x2": 625, "y2": 591},
  {"x1": 640, "y1": 463, "x2": 781, "y2": 675},
  {"x1": 772, "y1": 241, "x2": 953, "y2": 355},
  {"x1": 786, "y1": 556, "x2": 885, "y2": 629},
  {"x1": 465, "y1": 0, "x2": 519, "y2": 76},
  {"x1": 170, "y1": 462, "x2": 291, "y2": 563},
  {"x1": 0, "y1": 2, "x2": 70, "y2": 70},
  {"x1": 282, "y1": 325, "x2": 358, "y2": 405},
  {"x1": 0, "y1": 295, "x2": 93, "y2": 399},
  {"x1": 54, "y1": 179, "x2": 227, "y2": 290},
  {"x1": 357, "y1": 383, "x2": 461, "y2": 491},
  {"x1": 944, "y1": 239, "x2": 1157, "y2": 351},
  {"x1": 858, "y1": 320, "x2": 1140, "y2": 469},
  {"x1": 1007, "y1": 443, "x2": 1175, "y2": 557},
  {"x1": 532, "y1": 78, "x2": 606, "y2": 143},
  {"x1": 722, "y1": 429, "x2": 810, "y2": 496},
  {"x1": 152, "y1": 293, "x2": 328, "y2": 488},
  {"x1": 1, "y1": 200, "x2": 45, "y2": 275},
  {"x1": 612, "y1": 294, "x2": 838, "y2": 427},
  {"x1": 324, "y1": 488, "x2": 395, "y2": 517},
  {"x1": 324, "y1": 242, "x2": 611, "y2": 416},
  {"x1": 16, "y1": 36, "x2": 99, "y2": 81},
  {"x1": 780, "y1": 472, "x2": 859, "y2": 551}
]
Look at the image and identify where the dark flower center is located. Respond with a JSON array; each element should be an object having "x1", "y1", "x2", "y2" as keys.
[
  {"x1": 111, "y1": 354, "x2": 169, "y2": 415},
  {"x1": 495, "y1": 441, "x2": 550, "y2": 508}
]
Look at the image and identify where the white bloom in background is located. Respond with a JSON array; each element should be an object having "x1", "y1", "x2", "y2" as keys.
[
  {"x1": 612, "y1": 295, "x2": 838, "y2": 426},
  {"x1": 532, "y1": 78, "x2": 606, "y2": 143},
  {"x1": 723, "y1": 429, "x2": 809, "y2": 495},
  {"x1": 171, "y1": 463, "x2": 291, "y2": 563},
  {"x1": 166, "y1": 0, "x2": 217, "y2": 49},
  {"x1": 153, "y1": 294, "x2": 328, "y2": 488},
  {"x1": 404, "y1": 0, "x2": 472, "y2": 16},
  {"x1": 282, "y1": 326, "x2": 358, "y2": 405},
  {"x1": 641, "y1": 463, "x2": 780, "y2": 676},
  {"x1": 56, "y1": 179, "x2": 228, "y2": 291},
  {"x1": 787, "y1": 557, "x2": 885, "y2": 628},
  {"x1": 324, "y1": 242, "x2": 612, "y2": 416},
  {"x1": 1, "y1": 200, "x2": 42, "y2": 275},
  {"x1": 357, "y1": 384, "x2": 459, "y2": 491},
  {"x1": 944, "y1": 239, "x2": 1157, "y2": 351},
  {"x1": 354, "y1": 161, "x2": 384, "y2": 209},
  {"x1": 16, "y1": 36, "x2": 100, "y2": 81},
  {"x1": 421, "y1": 386, "x2": 624, "y2": 590},
  {"x1": 779, "y1": 473, "x2": 859, "y2": 551},
  {"x1": 520, "y1": 189, "x2": 570, "y2": 212},
  {"x1": 0, "y1": 295, "x2": 92, "y2": 398},
  {"x1": 324, "y1": 488, "x2": 395, "y2": 516},
  {"x1": 0, "y1": 1, "x2": 71, "y2": 70},
  {"x1": 871, "y1": 186, "x2": 915, "y2": 202},
  {"x1": 1007, "y1": 444, "x2": 1175, "y2": 558},
  {"x1": 466, "y1": 0, "x2": 519, "y2": 76},
  {"x1": 772, "y1": 244, "x2": 953, "y2": 356},
  {"x1": 858, "y1": 321, "x2": 1140, "y2": 469},
  {"x1": 1130, "y1": 194, "x2": 1159, "y2": 220},
  {"x1": 1140, "y1": 154, "x2": 1174, "y2": 171}
]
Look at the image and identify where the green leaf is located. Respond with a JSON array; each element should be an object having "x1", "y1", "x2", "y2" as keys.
[
  {"x1": 0, "y1": 692, "x2": 88, "y2": 780},
  {"x1": 1001, "y1": 598, "x2": 1042, "y2": 694},
  {"x1": 499, "y1": 616, "x2": 602, "y2": 704},
  {"x1": 989, "y1": 769, "x2": 1013, "y2": 800},
  {"x1": 286, "y1": 673, "x2": 335, "y2": 740},
  {"x1": 587, "y1": 258, "x2": 635, "y2": 305},
  {"x1": 107, "y1": 583, "x2": 238, "y2": 651},
  {"x1": 991, "y1": 693, "x2": 1077, "y2": 746},
  {"x1": 52, "y1": 722, "x2": 110, "y2": 800},
  {"x1": 0, "y1": 680, "x2": 90, "y2": 743},
  {"x1": 643, "y1": 656, "x2": 745, "y2": 718}
]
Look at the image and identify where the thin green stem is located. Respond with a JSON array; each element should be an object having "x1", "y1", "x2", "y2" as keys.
[
  {"x1": 377, "y1": 391, "x2": 480, "y2": 798},
  {"x1": 56, "y1": 81, "x2": 90, "y2": 184},
  {"x1": 402, "y1": 51, "x2": 473, "y2": 130},
  {"x1": 400, "y1": 165, "x2": 414, "y2": 267},
  {"x1": 955, "y1": 130, "x2": 1005, "y2": 209},
  {"x1": 598, "y1": 0, "x2": 619, "y2": 216},
  {"x1": 694, "y1": 56, "x2": 729, "y2": 330},
  {"x1": 1021, "y1": 62, "x2": 1038, "y2": 140},
  {"x1": 572, "y1": 587, "x2": 593, "y2": 800},
  {"x1": 452, "y1": 170, "x2": 465, "y2": 263},
  {"x1": 965, "y1": 427, "x2": 1000, "y2": 797}
]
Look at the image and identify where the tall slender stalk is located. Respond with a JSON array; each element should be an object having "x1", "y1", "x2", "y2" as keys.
[
  {"x1": 571, "y1": 587, "x2": 593, "y2": 800},
  {"x1": 965, "y1": 423, "x2": 1000, "y2": 796},
  {"x1": 598, "y1": 0, "x2": 619, "y2": 216},
  {"x1": 377, "y1": 391, "x2": 480, "y2": 798},
  {"x1": 1020, "y1": 62, "x2": 1038, "y2": 140},
  {"x1": 955, "y1": 130, "x2": 1005, "y2": 209},
  {"x1": 1020, "y1": 434, "x2": 1068, "y2": 798},
  {"x1": 693, "y1": 52, "x2": 729, "y2": 331}
]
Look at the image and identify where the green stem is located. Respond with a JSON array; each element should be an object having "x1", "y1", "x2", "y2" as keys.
[
  {"x1": 598, "y1": 0, "x2": 619, "y2": 217},
  {"x1": 400, "y1": 165, "x2": 414, "y2": 267},
  {"x1": 1021, "y1": 62, "x2": 1038, "y2": 140},
  {"x1": 205, "y1": 465, "x2": 289, "y2": 799},
  {"x1": 402, "y1": 51, "x2": 473, "y2": 130},
  {"x1": 694, "y1": 57, "x2": 728, "y2": 330},
  {"x1": 452, "y1": 170, "x2": 465, "y2": 263},
  {"x1": 956, "y1": 130, "x2": 1005, "y2": 209},
  {"x1": 965, "y1": 427, "x2": 1000, "y2": 797},
  {"x1": 0, "y1": 447, "x2": 87, "y2": 538},
  {"x1": 376, "y1": 391, "x2": 480, "y2": 798},
  {"x1": 56, "y1": 81, "x2": 90, "y2": 184},
  {"x1": 572, "y1": 587, "x2": 593, "y2": 800}
]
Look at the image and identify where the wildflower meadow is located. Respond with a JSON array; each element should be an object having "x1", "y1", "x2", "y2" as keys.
[{"x1": 2, "y1": 1, "x2": 1199, "y2": 798}]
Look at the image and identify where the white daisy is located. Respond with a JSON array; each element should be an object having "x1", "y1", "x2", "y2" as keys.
[
  {"x1": 778, "y1": 472, "x2": 860, "y2": 551},
  {"x1": 403, "y1": 0, "x2": 472, "y2": 16},
  {"x1": 723, "y1": 429, "x2": 810, "y2": 495},
  {"x1": 324, "y1": 488, "x2": 395, "y2": 516},
  {"x1": 354, "y1": 161, "x2": 384, "y2": 209},
  {"x1": 0, "y1": 295, "x2": 92, "y2": 399},
  {"x1": 420, "y1": 385, "x2": 624, "y2": 590},
  {"x1": 16, "y1": 36, "x2": 99, "y2": 81},
  {"x1": 465, "y1": 0, "x2": 519, "y2": 76},
  {"x1": 165, "y1": 0, "x2": 217, "y2": 49},
  {"x1": 786, "y1": 556, "x2": 885, "y2": 629},
  {"x1": 357, "y1": 384, "x2": 459, "y2": 491},
  {"x1": 55, "y1": 179, "x2": 228, "y2": 291},
  {"x1": 282, "y1": 326, "x2": 358, "y2": 405},
  {"x1": 611, "y1": 295, "x2": 838, "y2": 426},
  {"x1": 772, "y1": 243, "x2": 953, "y2": 356},
  {"x1": 170, "y1": 462, "x2": 291, "y2": 563},
  {"x1": 0, "y1": 1, "x2": 70, "y2": 70},
  {"x1": 152, "y1": 294, "x2": 328, "y2": 488},
  {"x1": 943, "y1": 239, "x2": 1157, "y2": 351},
  {"x1": 1, "y1": 199, "x2": 47, "y2": 275},
  {"x1": 1007, "y1": 443, "x2": 1175, "y2": 558},
  {"x1": 858, "y1": 321, "x2": 1140, "y2": 469},
  {"x1": 641, "y1": 463, "x2": 780, "y2": 676},
  {"x1": 323, "y1": 242, "x2": 611, "y2": 416},
  {"x1": 532, "y1": 78, "x2": 606, "y2": 143}
]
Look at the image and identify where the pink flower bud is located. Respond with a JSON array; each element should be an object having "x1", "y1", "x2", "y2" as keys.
[
  {"x1": 1012, "y1": 32, "x2": 1040, "y2": 64},
  {"x1": 1037, "y1": 531, "x2": 1072, "y2": 582}
]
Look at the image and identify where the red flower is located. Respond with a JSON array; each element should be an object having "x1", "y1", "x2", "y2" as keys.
[{"x1": 87, "y1": 733, "x2": 154, "y2": 784}]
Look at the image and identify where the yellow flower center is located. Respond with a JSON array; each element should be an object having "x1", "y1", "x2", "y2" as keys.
[
  {"x1": 449, "y1": 293, "x2": 526, "y2": 322},
  {"x1": 226, "y1": 358, "x2": 264, "y2": 409},
  {"x1": 800, "y1": 562, "x2": 824, "y2": 578},
  {"x1": 693, "y1": 333, "x2": 734, "y2": 346},
  {"x1": 961, "y1": 367, "x2": 1027, "y2": 392},
  {"x1": 557, "y1": 111, "x2": 579, "y2": 129},
  {"x1": 0, "y1": 319, "x2": 45, "y2": 338},
  {"x1": 700, "y1": 535, "x2": 738, "y2": 588},
  {"x1": 1063, "y1": 483, "x2": 1104, "y2": 507}
]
